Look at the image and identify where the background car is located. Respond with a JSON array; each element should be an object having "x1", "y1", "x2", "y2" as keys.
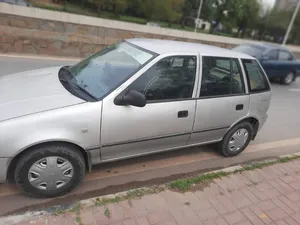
[{"x1": 232, "y1": 43, "x2": 300, "y2": 85}]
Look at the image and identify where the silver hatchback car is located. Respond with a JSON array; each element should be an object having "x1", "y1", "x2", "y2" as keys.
[{"x1": 0, "y1": 39, "x2": 271, "y2": 197}]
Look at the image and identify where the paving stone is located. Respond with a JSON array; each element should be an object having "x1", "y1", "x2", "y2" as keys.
[
  {"x1": 266, "y1": 207, "x2": 288, "y2": 221},
  {"x1": 136, "y1": 217, "x2": 150, "y2": 225},
  {"x1": 202, "y1": 220, "x2": 217, "y2": 225},
  {"x1": 292, "y1": 212, "x2": 300, "y2": 223},
  {"x1": 242, "y1": 170, "x2": 265, "y2": 184},
  {"x1": 122, "y1": 218, "x2": 137, "y2": 225},
  {"x1": 278, "y1": 195, "x2": 300, "y2": 213},
  {"x1": 198, "y1": 208, "x2": 220, "y2": 221},
  {"x1": 108, "y1": 204, "x2": 125, "y2": 223},
  {"x1": 286, "y1": 191, "x2": 300, "y2": 202},
  {"x1": 240, "y1": 207, "x2": 264, "y2": 225},
  {"x1": 170, "y1": 205, "x2": 202, "y2": 225},
  {"x1": 209, "y1": 197, "x2": 229, "y2": 215},
  {"x1": 276, "y1": 220, "x2": 289, "y2": 225},
  {"x1": 147, "y1": 209, "x2": 173, "y2": 225},
  {"x1": 223, "y1": 210, "x2": 246, "y2": 225},
  {"x1": 256, "y1": 182, "x2": 273, "y2": 192},
  {"x1": 191, "y1": 199, "x2": 212, "y2": 212},
  {"x1": 281, "y1": 176, "x2": 298, "y2": 184},
  {"x1": 271, "y1": 197, "x2": 294, "y2": 216},
  {"x1": 216, "y1": 195, "x2": 237, "y2": 212},
  {"x1": 258, "y1": 200, "x2": 278, "y2": 211},
  {"x1": 229, "y1": 191, "x2": 252, "y2": 209},
  {"x1": 284, "y1": 217, "x2": 300, "y2": 225},
  {"x1": 236, "y1": 221, "x2": 252, "y2": 225},
  {"x1": 214, "y1": 216, "x2": 229, "y2": 225},
  {"x1": 240, "y1": 187, "x2": 261, "y2": 203},
  {"x1": 289, "y1": 181, "x2": 300, "y2": 191},
  {"x1": 247, "y1": 186, "x2": 268, "y2": 201},
  {"x1": 249, "y1": 205, "x2": 273, "y2": 224},
  {"x1": 91, "y1": 207, "x2": 110, "y2": 225}
]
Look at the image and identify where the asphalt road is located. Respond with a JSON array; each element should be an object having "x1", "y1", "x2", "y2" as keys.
[{"x1": 1, "y1": 55, "x2": 299, "y2": 144}]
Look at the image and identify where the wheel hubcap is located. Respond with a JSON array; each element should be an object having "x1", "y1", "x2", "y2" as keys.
[
  {"x1": 228, "y1": 128, "x2": 249, "y2": 152},
  {"x1": 28, "y1": 157, "x2": 74, "y2": 191},
  {"x1": 285, "y1": 73, "x2": 294, "y2": 84}
]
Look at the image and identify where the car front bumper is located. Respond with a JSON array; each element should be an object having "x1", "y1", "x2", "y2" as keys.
[{"x1": 0, "y1": 158, "x2": 10, "y2": 183}]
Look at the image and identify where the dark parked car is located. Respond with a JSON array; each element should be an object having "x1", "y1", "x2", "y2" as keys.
[{"x1": 232, "y1": 43, "x2": 300, "y2": 85}]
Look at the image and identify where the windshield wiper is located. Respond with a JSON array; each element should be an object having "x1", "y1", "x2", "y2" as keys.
[
  {"x1": 71, "y1": 82, "x2": 98, "y2": 101},
  {"x1": 59, "y1": 66, "x2": 97, "y2": 101}
]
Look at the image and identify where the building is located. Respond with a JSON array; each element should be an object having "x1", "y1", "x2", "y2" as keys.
[{"x1": 274, "y1": 0, "x2": 298, "y2": 11}]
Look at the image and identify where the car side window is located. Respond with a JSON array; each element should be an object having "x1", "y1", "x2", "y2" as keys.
[
  {"x1": 242, "y1": 59, "x2": 270, "y2": 93},
  {"x1": 265, "y1": 49, "x2": 278, "y2": 60},
  {"x1": 278, "y1": 50, "x2": 293, "y2": 61},
  {"x1": 200, "y1": 57, "x2": 245, "y2": 97},
  {"x1": 128, "y1": 56, "x2": 196, "y2": 101}
]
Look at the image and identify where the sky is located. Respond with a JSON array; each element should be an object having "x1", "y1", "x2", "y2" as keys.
[{"x1": 263, "y1": 0, "x2": 276, "y2": 8}]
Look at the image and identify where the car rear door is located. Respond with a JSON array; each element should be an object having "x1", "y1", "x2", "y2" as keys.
[
  {"x1": 188, "y1": 56, "x2": 250, "y2": 145},
  {"x1": 100, "y1": 53, "x2": 199, "y2": 161}
]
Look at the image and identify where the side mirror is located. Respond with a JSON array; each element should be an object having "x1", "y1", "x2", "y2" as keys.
[{"x1": 114, "y1": 90, "x2": 146, "y2": 107}]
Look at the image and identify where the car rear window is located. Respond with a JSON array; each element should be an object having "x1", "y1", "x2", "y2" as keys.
[{"x1": 242, "y1": 59, "x2": 270, "y2": 93}]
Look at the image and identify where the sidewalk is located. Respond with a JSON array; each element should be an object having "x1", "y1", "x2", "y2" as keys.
[{"x1": 5, "y1": 159, "x2": 300, "y2": 225}]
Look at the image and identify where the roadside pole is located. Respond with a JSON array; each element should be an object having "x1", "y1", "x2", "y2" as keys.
[
  {"x1": 282, "y1": 0, "x2": 300, "y2": 45},
  {"x1": 194, "y1": 0, "x2": 204, "y2": 32}
]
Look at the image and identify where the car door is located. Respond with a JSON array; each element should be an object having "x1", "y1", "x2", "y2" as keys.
[
  {"x1": 188, "y1": 56, "x2": 250, "y2": 145},
  {"x1": 260, "y1": 49, "x2": 279, "y2": 78},
  {"x1": 100, "y1": 53, "x2": 199, "y2": 161}
]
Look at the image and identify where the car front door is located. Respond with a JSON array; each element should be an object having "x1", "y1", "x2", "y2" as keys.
[
  {"x1": 260, "y1": 49, "x2": 279, "y2": 78},
  {"x1": 188, "y1": 56, "x2": 250, "y2": 145},
  {"x1": 100, "y1": 53, "x2": 199, "y2": 161}
]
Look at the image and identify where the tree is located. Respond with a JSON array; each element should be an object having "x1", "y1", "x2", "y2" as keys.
[
  {"x1": 209, "y1": 0, "x2": 242, "y2": 33},
  {"x1": 235, "y1": 0, "x2": 261, "y2": 37}
]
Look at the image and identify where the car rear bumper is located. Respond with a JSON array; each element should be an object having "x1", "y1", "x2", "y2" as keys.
[{"x1": 0, "y1": 158, "x2": 10, "y2": 183}]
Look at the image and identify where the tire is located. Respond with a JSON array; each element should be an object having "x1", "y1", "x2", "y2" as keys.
[
  {"x1": 14, "y1": 144, "x2": 86, "y2": 198},
  {"x1": 218, "y1": 122, "x2": 253, "y2": 157},
  {"x1": 281, "y1": 72, "x2": 295, "y2": 85}
]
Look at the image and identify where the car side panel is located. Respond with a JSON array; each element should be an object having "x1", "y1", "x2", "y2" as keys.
[
  {"x1": 0, "y1": 102, "x2": 102, "y2": 158},
  {"x1": 188, "y1": 95, "x2": 250, "y2": 144},
  {"x1": 248, "y1": 92, "x2": 272, "y2": 131}
]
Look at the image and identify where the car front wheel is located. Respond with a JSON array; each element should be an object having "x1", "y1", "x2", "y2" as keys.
[
  {"x1": 14, "y1": 144, "x2": 85, "y2": 198},
  {"x1": 218, "y1": 121, "x2": 253, "y2": 157}
]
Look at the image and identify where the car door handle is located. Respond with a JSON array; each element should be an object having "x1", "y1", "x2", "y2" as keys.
[
  {"x1": 178, "y1": 110, "x2": 188, "y2": 118},
  {"x1": 236, "y1": 104, "x2": 244, "y2": 111}
]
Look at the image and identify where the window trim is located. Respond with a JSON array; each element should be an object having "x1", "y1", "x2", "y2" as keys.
[
  {"x1": 263, "y1": 49, "x2": 279, "y2": 60},
  {"x1": 198, "y1": 56, "x2": 246, "y2": 99},
  {"x1": 115, "y1": 54, "x2": 199, "y2": 104},
  {"x1": 278, "y1": 50, "x2": 293, "y2": 61},
  {"x1": 242, "y1": 58, "x2": 271, "y2": 94}
]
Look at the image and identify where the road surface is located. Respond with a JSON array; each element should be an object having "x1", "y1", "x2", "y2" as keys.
[
  {"x1": 1, "y1": 54, "x2": 299, "y2": 144},
  {"x1": 0, "y1": 54, "x2": 300, "y2": 216}
]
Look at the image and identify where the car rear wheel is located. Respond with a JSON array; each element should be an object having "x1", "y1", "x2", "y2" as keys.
[
  {"x1": 218, "y1": 122, "x2": 253, "y2": 157},
  {"x1": 281, "y1": 72, "x2": 295, "y2": 85},
  {"x1": 14, "y1": 144, "x2": 85, "y2": 198}
]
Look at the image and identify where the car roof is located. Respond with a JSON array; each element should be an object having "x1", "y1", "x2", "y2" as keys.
[
  {"x1": 244, "y1": 42, "x2": 289, "y2": 51},
  {"x1": 126, "y1": 38, "x2": 254, "y2": 59}
]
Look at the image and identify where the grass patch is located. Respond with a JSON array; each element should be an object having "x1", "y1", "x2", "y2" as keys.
[
  {"x1": 70, "y1": 202, "x2": 83, "y2": 225},
  {"x1": 104, "y1": 208, "x2": 111, "y2": 218},
  {"x1": 168, "y1": 155, "x2": 300, "y2": 192},
  {"x1": 93, "y1": 187, "x2": 164, "y2": 207}
]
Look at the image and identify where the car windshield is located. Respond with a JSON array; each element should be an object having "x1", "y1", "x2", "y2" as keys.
[
  {"x1": 67, "y1": 42, "x2": 154, "y2": 100},
  {"x1": 232, "y1": 45, "x2": 266, "y2": 58}
]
